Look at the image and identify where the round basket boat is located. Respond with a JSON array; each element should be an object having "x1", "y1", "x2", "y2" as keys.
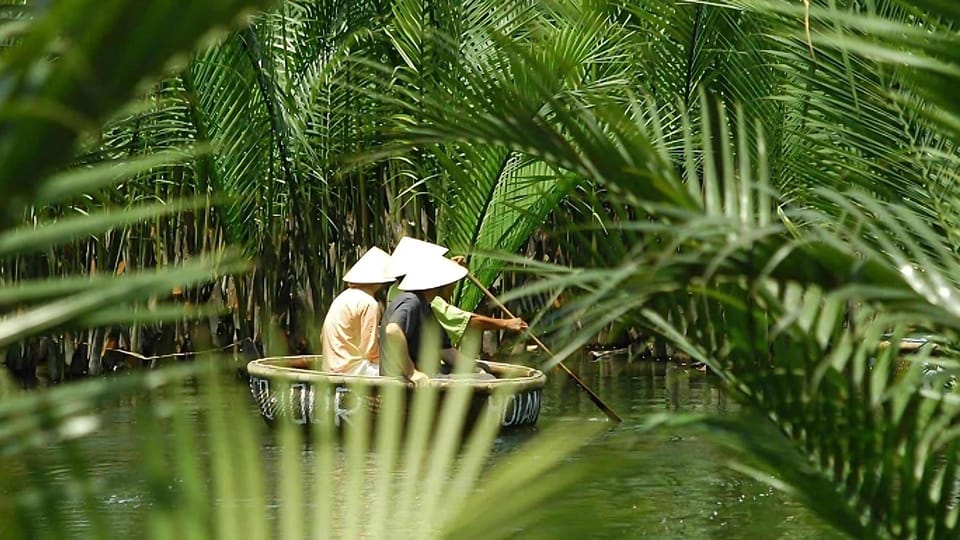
[{"x1": 246, "y1": 356, "x2": 546, "y2": 431}]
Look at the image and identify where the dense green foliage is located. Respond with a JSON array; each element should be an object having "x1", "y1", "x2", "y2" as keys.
[
  {"x1": 8, "y1": 0, "x2": 960, "y2": 538},
  {"x1": 0, "y1": 2, "x2": 597, "y2": 539},
  {"x1": 425, "y1": 1, "x2": 960, "y2": 538}
]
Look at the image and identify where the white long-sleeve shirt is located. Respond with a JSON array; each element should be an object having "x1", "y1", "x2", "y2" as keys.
[{"x1": 321, "y1": 288, "x2": 381, "y2": 375}]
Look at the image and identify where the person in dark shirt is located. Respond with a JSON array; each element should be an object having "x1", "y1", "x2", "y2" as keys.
[{"x1": 379, "y1": 255, "x2": 468, "y2": 385}]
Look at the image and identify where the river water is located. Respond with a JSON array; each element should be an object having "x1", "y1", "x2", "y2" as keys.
[
  {"x1": 8, "y1": 354, "x2": 842, "y2": 539},
  {"x1": 529, "y1": 357, "x2": 841, "y2": 539}
]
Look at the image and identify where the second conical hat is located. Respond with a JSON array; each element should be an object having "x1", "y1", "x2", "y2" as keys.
[
  {"x1": 397, "y1": 255, "x2": 468, "y2": 291},
  {"x1": 342, "y1": 247, "x2": 394, "y2": 284},
  {"x1": 387, "y1": 237, "x2": 449, "y2": 278}
]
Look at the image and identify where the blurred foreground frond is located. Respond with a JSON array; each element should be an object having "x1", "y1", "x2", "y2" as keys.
[{"x1": 1, "y1": 358, "x2": 601, "y2": 540}]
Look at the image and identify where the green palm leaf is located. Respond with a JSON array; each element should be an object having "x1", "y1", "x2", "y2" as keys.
[
  {"x1": 389, "y1": 2, "x2": 960, "y2": 534},
  {"x1": 0, "y1": 0, "x2": 274, "y2": 222}
]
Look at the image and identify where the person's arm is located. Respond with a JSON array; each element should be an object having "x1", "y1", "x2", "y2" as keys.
[
  {"x1": 467, "y1": 313, "x2": 528, "y2": 332},
  {"x1": 383, "y1": 322, "x2": 429, "y2": 386}
]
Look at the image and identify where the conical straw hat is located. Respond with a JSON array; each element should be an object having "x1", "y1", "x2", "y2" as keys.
[
  {"x1": 343, "y1": 247, "x2": 394, "y2": 284},
  {"x1": 387, "y1": 236, "x2": 449, "y2": 278},
  {"x1": 398, "y1": 255, "x2": 468, "y2": 291}
]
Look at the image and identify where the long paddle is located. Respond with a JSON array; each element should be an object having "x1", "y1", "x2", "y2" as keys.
[{"x1": 467, "y1": 273, "x2": 623, "y2": 424}]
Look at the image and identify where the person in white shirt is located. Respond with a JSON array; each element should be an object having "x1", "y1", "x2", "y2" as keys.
[{"x1": 321, "y1": 247, "x2": 393, "y2": 376}]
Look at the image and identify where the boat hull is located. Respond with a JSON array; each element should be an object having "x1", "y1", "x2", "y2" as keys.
[{"x1": 246, "y1": 356, "x2": 545, "y2": 430}]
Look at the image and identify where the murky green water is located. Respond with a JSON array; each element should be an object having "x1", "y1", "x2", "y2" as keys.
[
  {"x1": 9, "y1": 356, "x2": 842, "y2": 539},
  {"x1": 530, "y1": 358, "x2": 841, "y2": 539}
]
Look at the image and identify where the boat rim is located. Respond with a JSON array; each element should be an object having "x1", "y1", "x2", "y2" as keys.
[{"x1": 247, "y1": 355, "x2": 546, "y2": 392}]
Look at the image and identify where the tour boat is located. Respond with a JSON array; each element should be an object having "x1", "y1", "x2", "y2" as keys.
[{"x1": 246, "y1": 356, "x2": 545, "y2": 430}]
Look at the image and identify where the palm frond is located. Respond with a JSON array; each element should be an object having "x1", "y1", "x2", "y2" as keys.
[
  {"x1": 0, "y1": 0, "x2": 273, "y2": 221},
  {"x1": 2, "y1": 356, "x2": 601, "y2": 540}
]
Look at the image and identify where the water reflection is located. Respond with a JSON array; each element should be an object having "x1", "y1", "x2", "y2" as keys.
[
  {"x1": 7, "y1": 355, "x2": 841, "y2": 539},
  {"x1": 532, "y1": 355, "x2": 839, "y2": 539}
]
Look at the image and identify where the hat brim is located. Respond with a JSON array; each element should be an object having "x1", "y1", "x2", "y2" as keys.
[
  {"x1": 388, "y1": 237, "x2": 449, "y2": 278},
  {"x1": 343, "y1": 247, "x2": 394, "y2": 284},
  {"x1": 397, "y1": 256, "x2": 468, "y2": 291}
]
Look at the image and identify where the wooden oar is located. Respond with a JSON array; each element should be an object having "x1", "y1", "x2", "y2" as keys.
[{"x1": 467, "y1": 273, "x2": 622, "y2": 424}]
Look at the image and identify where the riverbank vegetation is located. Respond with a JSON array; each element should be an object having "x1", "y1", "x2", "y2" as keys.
[{"x1": 4, "y1": 0, "x2": 960, "y2": 538}]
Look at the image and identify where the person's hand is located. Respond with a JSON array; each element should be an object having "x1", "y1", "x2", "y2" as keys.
[
  {"x1": 450, "y1": 255, "x2": 468, "y2": 268},
  {"x1": 504, "y1": 318, "x2": 528, "y2": 332},
  {"x1": 408, "y1": 370, "x2": 430, "y2": 387}
]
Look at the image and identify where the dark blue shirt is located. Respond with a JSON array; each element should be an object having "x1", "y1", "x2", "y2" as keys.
[{"x1": 380, "y1": 292, "x2": 444, "y2": 375}]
